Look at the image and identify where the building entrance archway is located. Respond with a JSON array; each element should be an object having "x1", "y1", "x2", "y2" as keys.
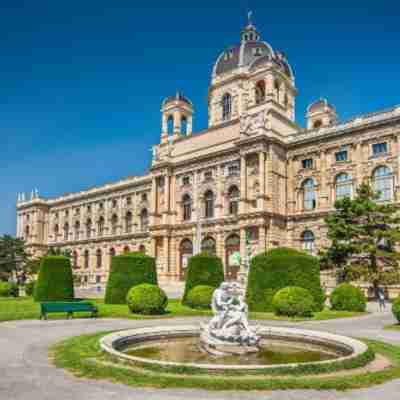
[
  {"x1": 225, "y1": 234, "x2": 240, "y2": 281},
  {"x1": 179, "y1": 239, "x2": 193, "y2": 281}
]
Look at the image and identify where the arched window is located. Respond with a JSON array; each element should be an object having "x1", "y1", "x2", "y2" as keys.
[
  {"x1": 96, "y1": 249, "x2": 102, "y2": 268},
  {"x1": 302, "y1": 231, "x2": 315, "y2": 254},
  {"x1": 204, "y1": 190, "x2": 214, "y2": 218},
  {"x1": 140, "y1": 209, "x2": 149, "y2": 231},
  {"x1": 179, "y1": 239, "x2": 193, "y2": 281},
  {"x1": 313, "y1": 119, "x2": 323, "y2": 129},
  {"x1": 228, "y1": 186, "x2": 240, "y2": 215},
  {"x1": 201, "y1": 237, "x2": 216, "y2": 255},
  {"x1": 139, "y1": 244, "x2": 146, "y2": 254},
  {"x1": 125, "y1": 211, "x2": 133, "y2": 233},
  {"x1": 84, "y1": 249, "x2": 89, "y2": 269},
  {"x1": 74, "y1": 221, "x2": 80, "y2": 240},
  {"x1": 182, "y1": 194, "x2": 192, "y2": 221},
  {"x1": 303, "y1": 179, "x2": 316, "y2": 210},
  {"x1": 181, "y1": 116, "x2": 188, "y2": 135},
  {"x1": 222, "y1": 93, "x2": 232, "y2": 121},
  {"x1": 25, "y1": 225, "x2": 30, "y2": 240},
  {"x1": 97, "y1": 216, "x2": 105, "y2": 236},
  {"x1": 72, "y1": 251, "x2": 78, "y2": 269},
  {"x1": 111, "y1": 214, "x2": 118, "y2": 235},
  {"x1": 335, "y1": 173, "x2": 352, "y2": 200},
  {"x1": 86, "y1": 219, "x2": 92, "y2": 238},
  {"x1": 167, "y1": 115, "x2": 174, "y2": 135},
  {"x1": 255, "y1": 81, "x2": 266, "y2": 104},
  {"x1": 123, "y1": 245, "x2": 130, "y2": 254},
  {"x1": 54, "y1": 224, "x2": 59, "y2": 242},
  {"x1": 274, "y1": 80, "x2": 281, "y2": 102},
  {"x1": 109, "y1": 248, "x2": 116, "y2": 268},
  {"x1": 373, "y1": 166, "x2": 393, "y2": 201},
  {"x1": 63, "y1": 223, "x2": 69, "y2": 241}
]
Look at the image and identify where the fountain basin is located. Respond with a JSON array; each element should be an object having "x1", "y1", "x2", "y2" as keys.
[{"x1": 100, "y1": 325, "x2": 369, "y2": 372}]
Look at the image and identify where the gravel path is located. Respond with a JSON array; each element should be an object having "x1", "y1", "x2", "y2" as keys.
[{"x1": 0, "y1": 303, "x2": 399, "y2": 400}]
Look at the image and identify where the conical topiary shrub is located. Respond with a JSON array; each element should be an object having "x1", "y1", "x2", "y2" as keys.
[
  {"x1": 182, "y1": 252, "x2": 224, "y2": 305},
  {"x1": 34, "y1": 256, "x2": 74, "y2": 302},
  {"x1": 105, "y1": 252, "x2": 157, "y2": 304}
]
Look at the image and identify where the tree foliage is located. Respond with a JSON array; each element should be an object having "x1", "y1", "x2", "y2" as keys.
[
  {"x1": 0, "y1": 235, "x2": 28, "y2": 282},
  {"x1": 323, "y1": 183, "x2": 400, "y2": 290}
]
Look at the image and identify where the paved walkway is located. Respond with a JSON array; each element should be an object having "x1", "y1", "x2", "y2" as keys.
[{"x1": 0, "y1": 304, "x2": 399, "y2": 400}]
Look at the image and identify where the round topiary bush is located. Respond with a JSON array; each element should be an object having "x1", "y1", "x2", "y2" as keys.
[
  {"x1": 272, "y1": 286, "x2": 315, "y2": 317},
  {"x1": 393, "y1": 296, "x2": 400, "y2": 324},
  {"x1": 330, "y1": 283, "x2": 367, "y2": 312},
  {"x1": 105, "y1": 252, "x2": 157, "y2": 304},
  {"x1": 246, "y1": 247, "x2": 325, "y2": 312},
  {"x1": 25, "y1": 281, "x2": 35, "y2": 297},
  {"x1": 0, "y1": 282, "x2": 19, "y2": 297},
  {"x1": 186, "y1": 285, "x2": 215, "y2": 309},
  {"x1": 182, "y1": 253, "x2": 224, "y2": 305},
  {"x1": 34, "y1": 256, "x2": 74, "y2": 302},
  {"x1": 126, "y1": 283, "x2": 168, "y2": 315}
]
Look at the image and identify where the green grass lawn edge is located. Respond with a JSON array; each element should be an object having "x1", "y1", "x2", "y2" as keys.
[
  {"x1": 384, "y1": 324, "x2": 400, "y2": 331},
  {"x1": 50, "y1": 332, "x2": 400, "y2": 391},
  {"x1": 0, "y1": 297, "x2": 367, "y2": 323}
]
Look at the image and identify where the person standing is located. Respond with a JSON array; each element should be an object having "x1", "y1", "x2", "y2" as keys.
[{"x1": 377, "y1": 286, "x2": 386, "y2": 311}]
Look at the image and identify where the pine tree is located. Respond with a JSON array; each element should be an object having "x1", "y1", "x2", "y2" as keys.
[{"x1": 323, "y1": 183, "x2": 400, "y2": 293}]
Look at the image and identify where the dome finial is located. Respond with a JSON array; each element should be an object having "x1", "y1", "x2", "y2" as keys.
[{"x1": 247, "y1": 10, "x2": 253, "y2": 26}]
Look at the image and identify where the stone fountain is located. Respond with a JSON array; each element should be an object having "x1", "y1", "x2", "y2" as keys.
[{"x1": 200, "y1": 281, "x2": 260, "y2": 356}]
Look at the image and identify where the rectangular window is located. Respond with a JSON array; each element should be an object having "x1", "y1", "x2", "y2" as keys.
[
  {"x1": 204, "y1": 171, "x2": 213, "y2": 181},
  {"x1": 302, "y1": 158, "x2": 313, "y2": 169},
  {"x1": 96, "y1": 275, "x2": 101, "y2": 284},
  {"x1": 372, "y1": 142, "x2": 388, "y2": 156},
  {"x1": 228, "y1": 164, "x2": 239, "y2": 176},
  {"x1": 335, "y1": 150, "x2": 348, "y2": 162},
  {"x1": 182, "y1": 176, "x2": 190, "y2": 186}
]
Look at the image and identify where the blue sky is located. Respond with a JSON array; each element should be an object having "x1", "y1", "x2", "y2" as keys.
[{"x1": 1, "y1": 0, "x2": 399, "y2": 235}]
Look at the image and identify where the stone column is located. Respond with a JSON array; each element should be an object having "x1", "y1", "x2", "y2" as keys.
[
  {"x1": 150, "y1": 177, "x2": 157, "y2": 226},
  {"x1": 259, "y1": 151, "x2": 266, "y2": 211},
  {"x1": 239, "y1": 228, "x2": 246, "y2": 274},
  {"x1": 320, "y1": 150, "x2": 328, "y2": 210},
  {"x1": 355, "y1": 141, "x2": 363, "y2": 188},
  {"x1": 258, "y1": 225, "x2": 267, "y2": 253},
  {"x1": 240, "y1": 155, "x2": 247, "y2": 214},
  {"x1": 216, "y1": 165, "x2": 224, "y2": 218}
]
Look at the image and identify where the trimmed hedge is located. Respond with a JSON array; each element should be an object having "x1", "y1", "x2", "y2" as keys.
[
  {"x1": 105, "y1": 252, "x2": 157, "y2": 304},
  {"x1": 126, "y1": 283, "x2": 168, "y2": 315},
  {"x1": 186, "y1": 285, "x2": 215, "y2": 309},
  {"x1": 393, "y1": 296, "x2": 400, "y2": 323},
  {"x1": 246, "y1": 247, "x2": 325, "y2": 312},
  {"x1": 330, "y1": 283, "x2": 367, "y2": 312},
  {"x1": 182, "y1": 253, "x2": 224, "y2": 305},
  {"x1": 25, "y1": 281, "x2": 35, "y2": 297},
  {"x1": 0, "y1": 282, "x2": 19, "y2": 297},
  {"x1": 272, "y1": 286, "x2": 315, "y2": 317},
  {"x1": 34, "y1": 256, "x2": 74, "y2": 302}
]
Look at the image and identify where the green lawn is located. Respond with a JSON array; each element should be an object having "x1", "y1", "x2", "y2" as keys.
[
  {"x1": 51, "y1": 333, "x2": 400, "y2": 391},
  {"x1": 0, "y1": 297, "x2": 366, "y2": 322},
  {"x1": 384, "y1": 324, "x2": 400, "y2": 331}
]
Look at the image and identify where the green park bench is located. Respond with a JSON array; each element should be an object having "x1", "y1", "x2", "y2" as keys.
[{"x1": 40, "y1": 301, "x2": 98, "y2": 320}]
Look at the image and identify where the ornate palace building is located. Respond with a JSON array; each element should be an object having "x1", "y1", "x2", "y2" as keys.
[{"x1": 16, "y1": 17, "x2": 400, "y2": 287}]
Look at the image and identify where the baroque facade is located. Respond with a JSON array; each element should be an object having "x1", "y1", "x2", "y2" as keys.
[{"x1": 16, "y1": 18, "x2": 400, "y2": 287}]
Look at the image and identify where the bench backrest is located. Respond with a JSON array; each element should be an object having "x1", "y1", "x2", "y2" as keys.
[{"x1": 41, "y1": 302, "x2": 96, "y2": 312}]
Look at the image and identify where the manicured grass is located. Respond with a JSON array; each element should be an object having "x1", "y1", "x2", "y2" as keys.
[
  {"x1": 384, "y1": 324, "x2": 400, "y2": 331},
  {"x1": 51, "y1": 333, "x2": 400, "y2": 391},
  {"x1": 0, "y1": 297, "x2": 366, "y2": 322}
]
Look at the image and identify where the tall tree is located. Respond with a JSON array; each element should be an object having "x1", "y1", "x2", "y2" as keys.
[
  {"x1": 323, "y1": 182, "x2": 400, "y2": 293},
  {"x1": 0, "y1": 235, "x2": 28, "y2": 281}
]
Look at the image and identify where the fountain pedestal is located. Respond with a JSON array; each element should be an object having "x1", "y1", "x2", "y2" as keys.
[{"x1": 200, "y1": 282, "x2": 260, "y2": 357}]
